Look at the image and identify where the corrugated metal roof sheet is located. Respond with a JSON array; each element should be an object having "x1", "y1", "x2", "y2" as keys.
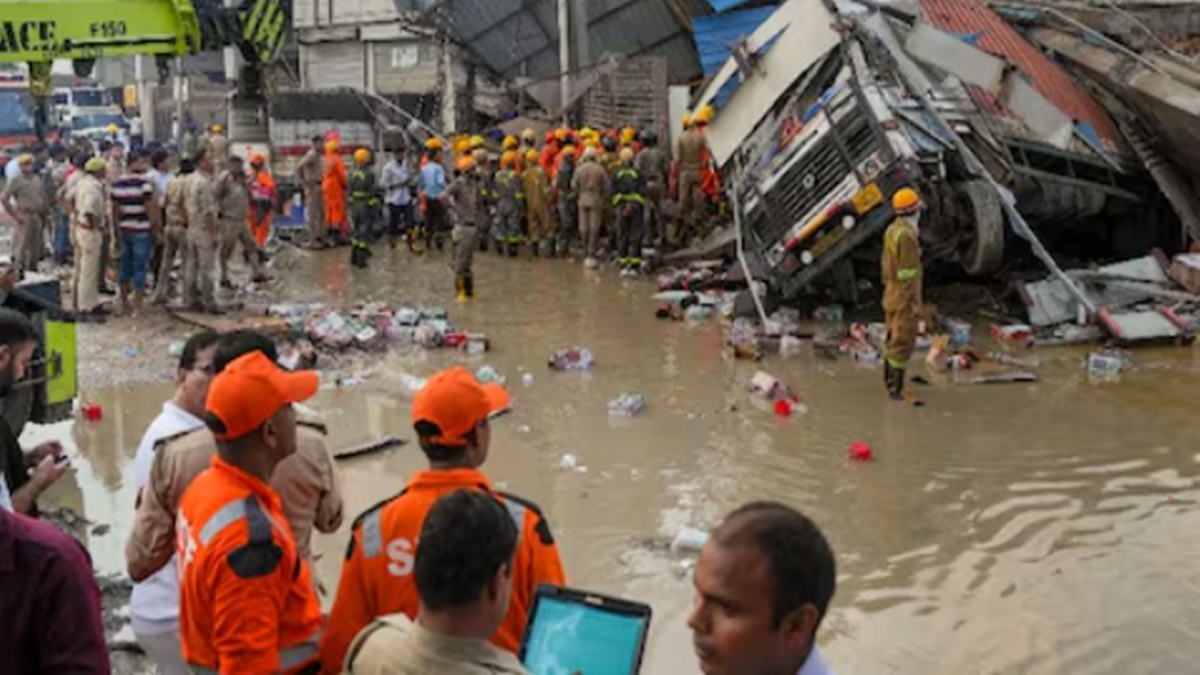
[
  {"x1": 919, "y1": 0, "x2": 1119, "y2": 147},
  {"x1": 694, "y1": 7, "x2": 777, "y2": 77},
  {"x1": 707, "y1": 0, "x2": 763, "y2": 11},
  {"x1": 438, "y1": 0, "x2": 706, "y2": 88}
]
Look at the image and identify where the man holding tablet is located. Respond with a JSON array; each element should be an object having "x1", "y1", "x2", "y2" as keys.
[
  {"x1": 689, "y1": 502, "x2": 837, "y2": 675},
  {"x1": 343, "y1": 489, "x2": 530, "y2": 674},
  {"x1": 322, "y1": 367, "x2": 566, "y2": 673}
]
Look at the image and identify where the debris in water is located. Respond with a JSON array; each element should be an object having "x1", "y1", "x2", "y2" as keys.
[
  {"x1": 522, "y1": 373, "x2": 535, "y2": 386},
  {"x1": 476, "y1": 365, "x2": 505, "y2": 384},
  {"x1": 559, "y1": 454, "x2": 588, "y2": 473},
  {"x1": 671, "y1": 527, "x2": 710, "y2": 553},
  {"x1": 548, "y1": 347, "x2": 594, "y2": 371},
  {"x1": 121, "y1": 347, "x2": 138, "y2": 357},
  {"x1": 780, "y1": 335, "x2": 804, "y2": 356},
  {"x1": 813, "y1": 305, "x2": 844, "y2": 323},
  {"x1": 972, "y1": 371, "x2": 1039, "y2": 384},
  {"x1": 518, "y1": 425, "x2": 531, "y2": 434},
  {"x1": 942, "y1": 317, "x2": 972, "y2": 347},
  {"x1": 986, "y1": 351, "x2": 1040, "y2": 369},
  {"x1": 849, "y1": 442, "x2": 873, "y2": 462},
  {"x1": 167, "y1": 341, "x2": 185, "y2": 358},
  {"x1": 684, "y1": 304, "x2": 713, "y2": 321},
  {"x1": 947, "y1": 354, "x2": 972, "y2": 371},
  {"x1": 991, "y1": 324, "x2": 1035, "y2": 346},
  {"x1": 608, "y1": 393, "x2": 647, "y2": 417},
  {"x1": 749, "y1": 371, "x2": 796, "y2": 402},
  {"x1": 82, "y1": 403, "x2": 103, "y2": 421},
  {"x1": 1087, "y1": 350, "x2": 1130, "y2": 382}
]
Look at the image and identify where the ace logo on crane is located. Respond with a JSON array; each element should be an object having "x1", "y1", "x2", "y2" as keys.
[{"x1": 0, "y1": 20, "x2": 56, "y2": 53}]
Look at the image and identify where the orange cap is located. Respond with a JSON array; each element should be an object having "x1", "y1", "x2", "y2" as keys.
[
  {"x1": 412, "y1": 367, "x2": 511, "y2": 447},
  {"x1": 205, "y1": 352, "x2": 318, "y2": 441},
  {"x1": 250, "y1": 153, "x2": 266, "y2": 166}
]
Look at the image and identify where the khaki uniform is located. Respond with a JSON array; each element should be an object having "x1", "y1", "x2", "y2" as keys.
[
  {"x1": 125, "y1": 407, "x2": 343, "y2": 581},
  {"x1": 676, "y1": 130, "x2": 708, "y2": 243},
  {"x1": 182, "y1": 171, "x2": 219, "y2": 309},
  {"x1": 492, "y1": 169, "x2": 523, "y2": 247},
  {"x1": 635, "y1": 147, "x2": 670, "y2": 247},
  {"x1": 71, "y1": 174, "x2": 107, "y2": 312},
  {"x1": 297, "y1": 147, "x2": 326, "y2": 243},
  {"x1": 881, "y1": 217, "x2": 923, "y2": 369},
  {"x1": 203, "y1": 132, "x2": 229, "y2": 161},
  {"x1": 151, "y1": 178, "x2": 189, "y2": 304},
  {"x1": 573, "y1": 160, "x2": 610, "y2": 258},
  {"x1": 2, "y1": 173, "x2": 48, "y2": 272},
  {"x1": 213, "y1": 170, "x2": 261, "y2": 284},
  {"x1": 522, "y1": 166, "x2": 554, "y2": 246},
  {"x1": 344, "y1": 613, "x2": 530, "y2": 675},
  {"x1": 446, "y1": 174, "x2": 481, "y2": 277}
]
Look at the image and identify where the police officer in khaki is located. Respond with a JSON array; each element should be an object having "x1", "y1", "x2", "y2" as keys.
[
  {"x1": 151, "y1": 158, "x2": 195, "y2": 306},
  {"x1": 71, "y1": 158, "x2": 110, "y2": 320},
  {"x1": 572, "y1": 147, "x2": 611, "y2": 268},
  {"x1": 344, "y1": 489, "x2": 530, "y2": 675},
  {"x1": 675, "y1": 107, "x2": 712, "y2": 247},
  {"x1": 296, "y1": 135, "x2": 326, "y2": 247},
  {"x1": 213, "y1": 155, "x2": 264, "y2": 289},
  {"x1": 1, "y1": 153, "x2": 48, "y2": 274},
  {"x1": 182, "y1": 149, "x2": 221, "y2": 313}
]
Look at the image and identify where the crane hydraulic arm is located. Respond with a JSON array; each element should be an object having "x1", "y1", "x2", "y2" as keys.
[{"x1": 0, "y1": 0, "x2": 287, "y2": 124}]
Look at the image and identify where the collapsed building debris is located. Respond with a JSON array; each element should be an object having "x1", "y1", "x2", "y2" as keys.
[{"x1": 691, "y1": 0, "x2": 1186, "y2": 324}]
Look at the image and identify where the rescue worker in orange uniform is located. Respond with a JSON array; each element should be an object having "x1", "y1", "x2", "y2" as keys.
[
  {"x1": 321, "y1": 367, "x2": 566, "y2": 673},
  {"x1": 322, "y1": 140, "x2": 349, "y2": 245},
  {"x1": 247, "y1": 155, "x2": 276, "y2": 249},
  {"x1": 176, "y1": 351, "x2": 323, "y2": 674},
  {"x1": 522, "y1": 149, "x2": 554, "y2": 258},
  {"x1": 881, "y1": 188, "x2": 925, "y2": 404}
]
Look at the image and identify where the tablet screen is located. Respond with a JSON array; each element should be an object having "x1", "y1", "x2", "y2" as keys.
[{"x1": 522, "y1": 594, "x2": 647, "y2": 675}]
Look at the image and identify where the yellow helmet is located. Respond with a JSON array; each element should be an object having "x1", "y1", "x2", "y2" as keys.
[
  {"x1": 892, "y1": 187, "x2": 922, "y2": 214},
  {"x1": 525, "y1": 149, "x2": 541, "y2": 165},
  {"x1": 469, "y1": 134, "x2": 485, "y2": 149},
  {"x1": 555, "y1": 128, "x2": 568, "y2": 142},
  {"x1": 325, "y1": 140, "x2": 339, "y2": 153},
  {"x1": 353, "y1": 148, "x2": 371, "y2": 165},
  {"x1": 621, "y1": 127, "x2": 636, "y2": 144},
  {"x1": 522, "y1": 128, "x2": 536, "y2": 141},
  {"x1": 456, "y1": 156, "x2": 476, "y2": 172},
  {"x1": 500, "y1": 150, "x2": 517, "y2": 169},
  {"x1": 213, "y1": 124, "x2": 224, "y2": 133},
  {"x1": 619, "y1": 147, "x2": 635, "y2": 162},
  {"x1": 560, "y1": 145, "x2": 576, "y2": 156},
  {"x1": 452, "y1": 137, "x2": 471, "y2": 155},
  {"x1": 580, "y1": 127, "x2": 597, "y2": 140},
  {"x1": 424, "y1": 137, "x2": 444, "y2": 151},
  {"x1": 681, "y1": 113, "x2": 692, "y2": 129},
  {"x1": 695, "y1": 105, "x2": 714, "y2": 125},
  {"x1": 107, "y1": 123, "x2": 119, "y2": 133},
  {"x1": 502, "y1": 135, "x2": 518, "y2": 150}
]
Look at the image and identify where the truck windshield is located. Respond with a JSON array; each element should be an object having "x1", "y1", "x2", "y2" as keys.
[
  {"x1": 52, "y1": 92, "x2": 69, "y2": 106},
  {"x1": 73, "y1": 90, "x2": 107, "y2": 107},
  {"x1": 0, "y1": 90, "x2": 36, "y2": 136},
  {"x1": 73, "y1": 113, "x2": 125, "y2": 130}
]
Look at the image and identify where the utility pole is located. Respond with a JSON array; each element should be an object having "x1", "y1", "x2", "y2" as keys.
[{"x1": 558, "y1": 0, "x2": 570, "y2": 122}]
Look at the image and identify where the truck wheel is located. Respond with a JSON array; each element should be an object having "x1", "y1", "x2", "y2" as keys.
[
  {"x1": 958, "y1": 180, "x2": 1005, "y2": 277},
  {"x1": 1, "y1": 385, "x2": 34, "y2": 438}
]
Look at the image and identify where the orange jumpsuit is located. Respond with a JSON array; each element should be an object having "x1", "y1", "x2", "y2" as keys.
[
  {"x1": 248, "y1": 168, "x2": 276, "y2": 247},
  {"x1": 322, "y1": 151, "x2": 349, "y2": 236},
  {"x1": 320, "y1": 468, "x2": 566, "y2": 673}
]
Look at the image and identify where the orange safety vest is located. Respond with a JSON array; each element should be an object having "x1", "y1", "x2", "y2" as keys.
[
  {"x1": 177, "y1": 456, "x2": 323, "y2": 675},
  {"x1": 320, "y1": 468, "x2": 567, "y2": 674}
]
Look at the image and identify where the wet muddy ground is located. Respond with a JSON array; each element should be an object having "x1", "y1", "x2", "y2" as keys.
[{"x1": 27, "y1": 243, "x2": 1200, "y2": 674}]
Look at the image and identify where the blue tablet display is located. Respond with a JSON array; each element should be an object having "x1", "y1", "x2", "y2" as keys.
[{"x1": 522, "y1": 595, "x2": 647, "y2": 675}]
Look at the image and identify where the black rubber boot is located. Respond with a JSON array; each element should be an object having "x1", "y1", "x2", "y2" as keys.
[
  {"x1": 464, "y1": 273, "x2": 475, "y2": 298},
  {"x1": 886, "y1": 364, "x2": 904, "y2": 401},
  {"x1": 507, "y1": 242, "x2": 518, "y2": 257}
]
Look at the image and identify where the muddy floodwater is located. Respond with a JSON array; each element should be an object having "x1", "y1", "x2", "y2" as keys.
[{"x1": 31, "y1": 246, "x2": 1200, "y2": 674}]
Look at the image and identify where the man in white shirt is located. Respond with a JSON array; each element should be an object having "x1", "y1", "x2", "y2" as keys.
[
  {"x1": 128, "y1": 330, "x2": 220, "y2": 674},
  {"x1": 380, "y1": 146, "x2": 414, "y2": 249},
  {"x1": 689, "y1": 502, "x2": 837, "y2": 675}
]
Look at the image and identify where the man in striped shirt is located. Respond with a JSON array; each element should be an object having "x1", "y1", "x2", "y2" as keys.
[{"x1": 111, "y1": 149, "x2": 162, "y2": 314}]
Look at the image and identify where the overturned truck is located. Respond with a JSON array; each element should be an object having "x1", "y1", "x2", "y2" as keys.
[{"x1": 699, "y1": 0, "x2": 1175, "y2": 304}]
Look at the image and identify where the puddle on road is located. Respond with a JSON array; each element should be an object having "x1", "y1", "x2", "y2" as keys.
[{"x1": 34, "y1": 246, "x2": 1200, "y2": 674}]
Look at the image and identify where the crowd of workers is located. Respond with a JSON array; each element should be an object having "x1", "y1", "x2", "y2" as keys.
[
  {"x1": 1, "y1": 123, "x2": 274, "y2": 320},
  {"x1": 0, "y1": 307, "x2": 837, "y2": 673},
  {"x1": 294, "y1": 107, "x2": 722, "y2": 300}
]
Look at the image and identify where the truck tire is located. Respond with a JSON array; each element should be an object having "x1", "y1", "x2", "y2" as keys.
[{"x1": 958, "y1": 180, "x2": 1005, "y2": 277}]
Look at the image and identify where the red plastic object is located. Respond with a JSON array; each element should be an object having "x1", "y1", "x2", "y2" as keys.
[
  {"x1": 442, "y1": 332, "x2": 467, "y2": 348},
  {"x1": 82, "y1": 403, "x2": 103, "y2": 421},
  {"x1": 849, "y1": 442, "x2": 872, "y2": 462},
  {"x1": 774, "y1": 399, "x2": 793, "y2": 417}
]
